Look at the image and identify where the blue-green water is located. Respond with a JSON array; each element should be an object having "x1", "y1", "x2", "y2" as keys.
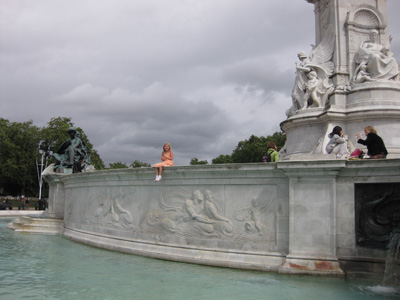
[{"x1": 0, "y1": 218, "x2": 399, "y2": 300}]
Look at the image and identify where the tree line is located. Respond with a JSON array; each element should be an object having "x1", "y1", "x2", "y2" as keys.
[
  {"x1": 0, "y1": 117, "x2": 146, "y2": 197},
  {"x1": 0, "y1": 116, "x2": 285, "y2": 197},
  {"x1": 190, "y1": 132, "x2": 286, "y2": 165}
]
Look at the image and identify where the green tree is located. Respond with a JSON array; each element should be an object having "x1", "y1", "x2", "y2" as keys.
[
  {"x1": 212, "y1": 132, "x2": 286, "y2": 164},
  {"x1": 212, "y1": 154, "x2": 233, "y2": 164},
  {"x1": 0, "y1": 119, "x2": 41, "y2": 196},
  {"x1": 130, "y1": 160, "x2": 150, "y2": 168},
  {"x1": 108, "y1": 162, "x2": 129, "y2": 169},
  {"x1": 190, "y1": 157, "x2": 208, "y2": 165},
  {"x1": 88, "y1": 148, "x2": 105, "y2": 170},
  {"x1": 230, "y1": 135, "x2": 267, "y2": 163},
  {"x1": 40, "y1": 117, "x2": 74, "y2": 151},
  {"x1": 0, "y1": 116, "x2": 106, "y2": 197},
  {"x1": 268, "y1": 131, "x2": 286, "y2": 150}
]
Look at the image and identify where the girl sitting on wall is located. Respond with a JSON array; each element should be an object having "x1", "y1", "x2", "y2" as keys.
[
  {"x1": 153, "y1": 143, "x2": 174, "y2": 182},
  {"x1": 325, "y1": 126, "x2": 349, "y2": 158}
]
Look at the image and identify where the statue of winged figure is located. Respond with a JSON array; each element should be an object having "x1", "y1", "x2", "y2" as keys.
[
  {"x1": 233, "y1": 191, "x2": 276, "y2": 237},
  {"x1": 287, "y1": 26, "x2": 335, "y2": 117}
]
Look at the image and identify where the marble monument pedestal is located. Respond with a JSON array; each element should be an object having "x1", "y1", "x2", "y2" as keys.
[
  {"x1": 280, "y1": 82, "x2": 400, "y2": 160},
  {"x1": 21, "y1": 159, "x2": 399, "y2": 278}
]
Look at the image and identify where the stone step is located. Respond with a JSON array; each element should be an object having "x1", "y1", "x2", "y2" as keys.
[
  {"x1": 20, "y1": 216, "x2": 62, "y2": 225},
  {"x1": 7, "y1": 216, "x2": 64, "y2": 235}
]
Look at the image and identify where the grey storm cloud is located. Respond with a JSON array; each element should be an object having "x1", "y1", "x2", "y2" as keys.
[
  {"x1": 1, "y1": 0, "x2": 399, "y2": 166},
  {"x1": 52, "y1": 80, "x2": 232, "y2": 164}
]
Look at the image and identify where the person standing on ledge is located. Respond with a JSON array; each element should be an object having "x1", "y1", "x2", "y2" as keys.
[
  {"x1": 263, "y1": 142, "x2": 279, "y2": 162},
  {"x1": 153, "y1": 143, "x2": 174, "y2": 182},
  {"x1": 356, "y1": 126, "x2": 388, "y2": 159}
]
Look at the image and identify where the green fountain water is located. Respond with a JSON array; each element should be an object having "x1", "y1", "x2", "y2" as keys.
[{"x1": 0, "y1": 218, "x2": 398, "y2": 300}]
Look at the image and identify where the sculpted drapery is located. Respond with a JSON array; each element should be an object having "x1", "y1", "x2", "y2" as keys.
[{"x1": 354, "y1": 30, "x2": 399, "y2": 82}]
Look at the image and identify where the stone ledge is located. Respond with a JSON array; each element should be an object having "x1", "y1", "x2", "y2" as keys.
[{"x1": 63, "y1": 227, "x2": 285, "y2": 272}]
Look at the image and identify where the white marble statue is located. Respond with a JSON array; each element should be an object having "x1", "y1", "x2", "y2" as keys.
[
  {"x1": 288, "y1": 51, "x2": 310, "y2": 116},
  {"x1": 353, "y1": 30, "x2": 399, "y2": 82},
  {"x1": 352, "y1": 64, "x2": 374, "y2": 83},
  {"x1": 287, "y1": 27, "x2": 335, "y2": 117},
  {"x1": 304, "y1": 71, "x2": 323, "y2": 108}
]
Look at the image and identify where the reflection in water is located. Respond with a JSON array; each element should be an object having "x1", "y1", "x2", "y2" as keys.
[{"x1": 0, "y1": 218, "x2": 399, "y2": 300}]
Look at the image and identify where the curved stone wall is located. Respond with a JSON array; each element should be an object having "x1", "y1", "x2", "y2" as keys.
[
  {"x1": 50, "y1": 164, "x2": 289, "y2": 272},
  {"x1": 43, "y1": 160, "x2": 400, "y2": 277}
]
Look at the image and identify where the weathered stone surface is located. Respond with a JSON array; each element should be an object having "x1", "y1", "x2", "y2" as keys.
[
  {"x1": 281, "y1": 0, "x2": 400, "y2": 159},
  {"x1": 39, "y1": 159, "x2": 400, "y2": 277}
]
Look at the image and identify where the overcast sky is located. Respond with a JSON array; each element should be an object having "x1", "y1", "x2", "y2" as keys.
[{"x1": 1, "y1": 0, "x2": 399, "y2": 166}]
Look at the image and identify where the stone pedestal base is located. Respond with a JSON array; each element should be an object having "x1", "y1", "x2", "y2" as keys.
[
  {"x1": 280, "y1": 83, "x2": 400, "y2": 160},
  {"x1": 55, "y1": 167, "x2": 73, "y2": 174},
  {"x1": 8, "y1": 216, "x2": 64, "y2": 235},
  {"x1": 279, "y1": 256, "x2": 344, "y2": 277},
  {"x1": 35, "y1": 161, "x2": 400, "y2": 278}
]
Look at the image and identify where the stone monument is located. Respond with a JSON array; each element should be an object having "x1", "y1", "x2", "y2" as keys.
[
  {"x1": 281, "y1": 0, "x2": 400, "y2": 160},
  {"x1": 9, "y1": 0, "x2": 400, "y2": 280},
  {"x1": 52, "y1": 127, "x2": 92, "y2": 173}
]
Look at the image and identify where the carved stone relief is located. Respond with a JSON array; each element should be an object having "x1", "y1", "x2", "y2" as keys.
[
  {"x1": 144, "y1": 188, "x2": 233, "y2": 238},
  {"x1": 352, "y1": 29, "x2": 399, "y2": 83},
  {"x1": 233, "y1": 190, "x2": 277, "y2": 243},
  {"x1": 143, "y1": 187, "x2": 278, "y2": 243},
  {"x1": 353, "y1": 9, "x2": 379, "y2": 27},
  {"x1": 355, "y1": 183, "x2": 400, "y2": 249},
  {"x1": 346, "y1": 7, "x2": 399, "y2": 83},
  {"x1": 83, "y1": 187, "x2": 135, "y2": 230}
]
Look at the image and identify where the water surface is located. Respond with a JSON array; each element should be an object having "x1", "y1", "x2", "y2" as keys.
[{"x1": 0, "y1": 218, "x2": 398, "y2": 300}]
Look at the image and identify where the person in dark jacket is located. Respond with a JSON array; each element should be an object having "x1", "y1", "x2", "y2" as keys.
[{"x1": 356, "y1": 126, "x2": 388, "y2": 159}]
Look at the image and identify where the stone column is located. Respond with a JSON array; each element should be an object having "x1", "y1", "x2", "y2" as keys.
[
  {"x1": 281, "y1": 0, "x2": 400, "y2": 159},
  {"x1": 42, "y1": 165, "x2": 65, "y2": 219},
  {"x1": 278, "y1": 160, "x2": 345, "y2": 276}
]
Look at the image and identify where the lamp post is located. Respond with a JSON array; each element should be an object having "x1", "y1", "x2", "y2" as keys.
[{"x1": 36, "y1": 141, "x2": 53, "y2": 201}]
